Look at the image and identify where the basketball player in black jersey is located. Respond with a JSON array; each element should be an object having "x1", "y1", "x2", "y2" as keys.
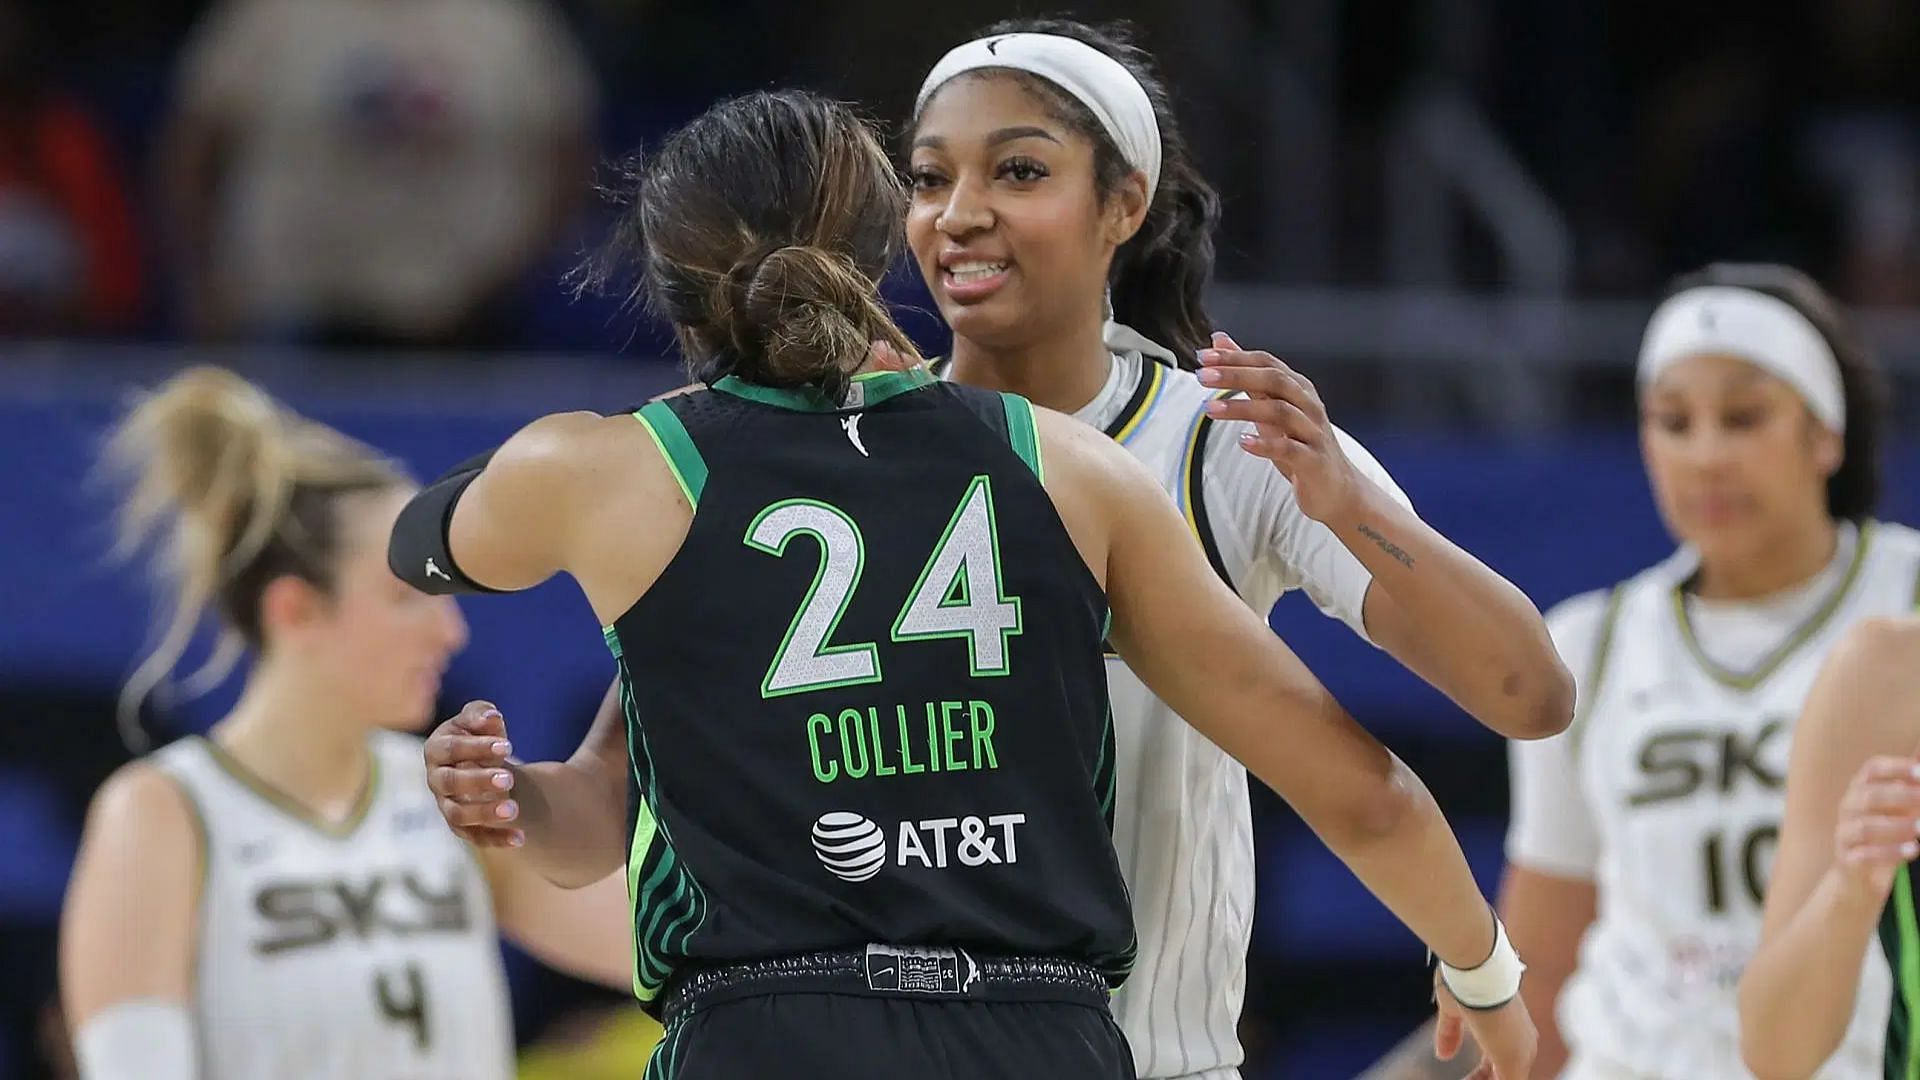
[{"x1": 390, "y1": 90, "x2": 1536, "y2": 1079}]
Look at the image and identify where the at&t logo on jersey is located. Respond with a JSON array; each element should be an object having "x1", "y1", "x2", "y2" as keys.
[
  {"x1": 810, "y1": 810, "x2": 1027, "y2": 882},
  {"x1": 811, "y1": 812, "x2": 887, "y2": 881}
]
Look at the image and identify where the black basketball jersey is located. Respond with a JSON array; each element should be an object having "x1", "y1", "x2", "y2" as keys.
[{"x1": 604, "y1": 367, "x2": 1135, "y2": 1009}]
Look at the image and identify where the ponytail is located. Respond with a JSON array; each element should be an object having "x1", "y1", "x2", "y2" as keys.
[
  {"x1": 580, "y1": 91, "x2": 922, "y2": 402},
  {"x1": 102, "y1": 366, "x2": 402, "y2": 742}
]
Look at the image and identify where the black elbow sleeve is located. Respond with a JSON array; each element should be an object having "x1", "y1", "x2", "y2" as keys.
[{"x1": 389, "y1": 449, "x2": 505, "y2": 595}]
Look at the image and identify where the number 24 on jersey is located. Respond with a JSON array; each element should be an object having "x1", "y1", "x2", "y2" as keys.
[{"x1": 746, "y1": 475, "x2": 1024, "y2": 698}]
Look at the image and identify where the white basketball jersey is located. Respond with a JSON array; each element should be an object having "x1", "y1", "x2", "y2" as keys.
[
  {"x1": 153, "y1": 731, "x2": 514, "y2": 1080},
  {"x1": 946, "y1": 351, "x2": 1409, "y2": 1078},
  {"x1": 1509, "y1": 520, "x2": 1920, "y2": 1079}
]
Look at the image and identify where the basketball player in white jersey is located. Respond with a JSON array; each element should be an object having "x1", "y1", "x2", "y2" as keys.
[
  {"x1": 59, "y1": 367, "x2": 636, "y2": 1080},
  {"x1": 1499, "y1": 263, "x2": 1916, "y2": 1079},
  {"x1": 900, "y1": 20, "x2": 1574, "y2": 1080}
]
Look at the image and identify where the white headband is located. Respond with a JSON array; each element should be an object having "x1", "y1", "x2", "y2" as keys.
[
  {"x1": 1637, "y1": 285, "x2": 1846, "y2": 433},
  {"x1": 916, "y1": 33, "x2": 1162, "y2": 201}
]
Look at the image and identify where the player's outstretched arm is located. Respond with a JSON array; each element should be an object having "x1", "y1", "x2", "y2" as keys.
[
  {"x1": 389, "y1": 410, "x2": 610, "y2": 597},
  {"x1": 400, "y1": 405, "x2": 688, "y2": 887},
  {"x1": 1741, "y1": 618, "x2": 1920, "y2": 1080},
  {"x1": 60, "y1": 765, "x2": 202, "y2": 1079},
  {"x1": 1040, "y1": 410, "x2": 1534, "y2": 1080},
  {"x1": 1196, "y1": 333, "x2": 1571, "y2": 741}
]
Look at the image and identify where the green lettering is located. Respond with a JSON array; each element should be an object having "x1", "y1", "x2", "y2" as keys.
[
  {"x1": 925, "y1": 703, "x2": 943, "y2": 772},
  {"x1": 895, "y1": 705, "x2": 924, "y2": 774},
  {"x1": 837, "y1": 709, "x2": 870, "y2": 779},
  {"x1": 868, "y1": 708, "x2": 896, "y2": 777},
  {"x1": 807, "y1": 714, "x2": 837, "y2": 783},
  {"x1": 941, "y1": 700, "x2": 967, "y2": 771},
  {"x1": 968, "y1": 700, "x2": 997, "y2": 770}
]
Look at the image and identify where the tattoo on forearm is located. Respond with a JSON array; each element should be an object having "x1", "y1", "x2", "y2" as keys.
[{"x1": 1357, "y1": 523, "x2": 1415, "y2": 569}]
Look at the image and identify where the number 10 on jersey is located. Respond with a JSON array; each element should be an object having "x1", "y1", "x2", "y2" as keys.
[
  {"x1": 1701, "y1": 822, "x2": 1777, "y2": 914},
  {"x1": 746, "y1": 475, "x2": 1024, "y2": 698}
]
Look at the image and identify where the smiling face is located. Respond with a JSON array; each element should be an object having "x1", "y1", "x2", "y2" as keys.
[
  {"x1": 905, "y1": 72, "x2": 1147, "y2": 355},
  {"x1": 1639, "y1": 352, "x2": 1843, "y2": 569}
]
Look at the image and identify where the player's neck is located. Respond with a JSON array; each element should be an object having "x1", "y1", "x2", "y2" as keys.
[
  {"x1": 1692, "y1": 516, "x2": 1841, "y2": 601},
  {"x1": 212, "y1": 665, "x2": 376, "y2": 820},
  {"x1": 947, "y1": 319, "x2": 1111, "y2": 415}
]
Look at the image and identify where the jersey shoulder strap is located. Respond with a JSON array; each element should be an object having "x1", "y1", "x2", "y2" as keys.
[
  {"x1": 1181, "y1": 389, "x2": 1241, "y2": 591},
  {"x1": 1568, "y1": 583, "x2": 1629, "y2": 759},
  {"x1": 1103, "y1": 357, "x2": 1168, "y2": 442},
  {"x1": 937, "y1": 383, "x2": 1043, "y2": 482},
  {"x1": 634, "y1": 397, "x2": 710, "y2": 507},
  {"x1": 148, "y1": 738, "x2": 219, "y2": 854}
]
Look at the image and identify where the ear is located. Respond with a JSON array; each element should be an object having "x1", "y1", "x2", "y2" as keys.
[
  {"x1": 1102, "y1": 170, "x2": 1150, "y2": 248},
  {"x1": 1811, "y1": 422, "x2": 1844, "y2": 479},
  {"x1": 257, "y1": 574, "x2": 327, "y2": 642}
]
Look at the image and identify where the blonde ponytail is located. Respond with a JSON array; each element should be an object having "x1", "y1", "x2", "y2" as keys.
[{"x1": 102, "y1": 366, "x2": 402, "y2": 747}]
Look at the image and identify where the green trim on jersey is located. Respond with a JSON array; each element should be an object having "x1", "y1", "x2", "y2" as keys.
[
  {"x1": 998, "y1": 393, "x2": 1043, "y2": 481},
  {"x1": 710, "y1": 367, "x2": 936, "y2": 412},
  {"x1": 1889, "y1": 865, "x2": 1920, "y2": 1079},
  {"x1": 1671, "y1": 520, "x2": 1875, "y2": 692},
  {"x1": 644, "y1": 1017, "x2": 692, "y2": 1080},
  {"x1": 634, "y1": 402, "x2": 707, "y2": 507},
  {"x1": 1095, "y1": 702, "x2": 1116, "y2": 827},
  {"x1": 200, "y1": 736, "x2": 380, "y2": 840},
  {"x1": 605, "y1": 653, "x2": 710, "y2": 1004}
]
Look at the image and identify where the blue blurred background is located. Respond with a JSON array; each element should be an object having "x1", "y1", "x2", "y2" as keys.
[{"x1": 4, "y1": 0, "x2": 1920, "y2": 1076}]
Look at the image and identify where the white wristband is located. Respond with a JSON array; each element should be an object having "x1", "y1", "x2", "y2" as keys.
[
  {"x1": 1438, "y1": 915, "x2": 1526, "y2": 1009},
  {"x1": 75, "y1": 999, "x2": 199, "y2": 1080}
]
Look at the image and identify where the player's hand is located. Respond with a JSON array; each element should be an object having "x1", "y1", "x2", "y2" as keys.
[
  {"x1": 1432, "y1": 972, "x2": 1536, "y2": 1080},
  {"x1": 1834, "y1": 755, "x2": 1920, "y2": 902},
  {"x1": 868, "y1": 339, "x2": 914, "y2": 373},
  {"x1": 423, "y1": 700, "x2": 524, "y2": 848},
  {"x1": 1195, "y1": 331, "x2": 1364, "y2": 522}
]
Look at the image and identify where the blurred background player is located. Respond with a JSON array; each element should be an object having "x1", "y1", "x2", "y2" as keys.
[
  {"x1": 59, "y1": 367, "x2": 634, "y2": 1080},
  {"x1": 160, "y1": 0, "x2": 594, "y2": 350},
  {"x1": 904, "y1": 20, "x2": 1570, "y2": 1080},
  {"x1": 1740, "y1": 620, "x2": 1920, "y2": 1076},
  {"x1": 1498, "y1": 263, "x2": 1916, "y2": 1079},
  {"x1": 397, "y1": 87, "x2": 1536, "y2": 1079}
]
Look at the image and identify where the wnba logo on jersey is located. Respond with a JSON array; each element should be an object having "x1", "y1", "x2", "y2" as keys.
[{"x1": 811, "y1": 810, "x2": 1028, "y2": 882}]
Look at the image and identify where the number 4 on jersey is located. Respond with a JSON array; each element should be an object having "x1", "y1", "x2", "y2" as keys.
[
  {"x1": 892, "y1": 475, "x2": 1022, "y2": 677},
  {"x1": 748, "y1": 475, "x2": 1023, "y2": 697}
]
